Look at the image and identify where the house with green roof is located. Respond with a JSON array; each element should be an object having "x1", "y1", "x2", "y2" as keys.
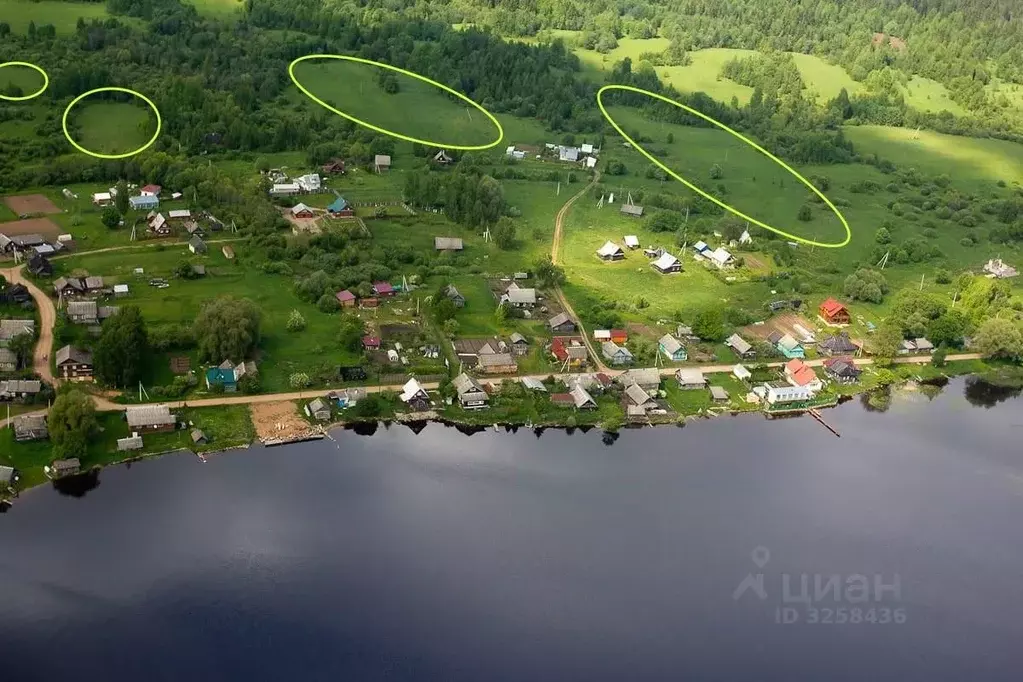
[{"x1": 327, "y1": 196, "x2": 353, "y2": 217}]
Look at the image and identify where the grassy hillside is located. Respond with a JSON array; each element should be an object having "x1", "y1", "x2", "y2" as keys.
[
  {"x1": 602, "y1": 105, "x2": 848, "y2": 246},
  {"x1": 186, "y1": 0, "x2": 244, "y2": 18},
  {"x1": 0, "y1": 0, "x2": 110, "y2": 33},
  {"x1": 68, "y1": 101, "x2": 154, "y2": 155},
  {"x1": 291, "y1": 59, "x2": 503, "y2": 148},
  {"x1": 845, "y1": 125, "x2": 1023, "y2": 187}
]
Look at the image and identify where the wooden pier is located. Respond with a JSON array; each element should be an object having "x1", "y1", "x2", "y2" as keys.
[{"x1": 808, "y1": 408, "x2": 840, "y2": 437}]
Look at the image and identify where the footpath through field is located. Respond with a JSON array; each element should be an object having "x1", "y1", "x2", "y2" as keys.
[{"x1": 550, "y1": 171, "x2": 608, "y2": 371}]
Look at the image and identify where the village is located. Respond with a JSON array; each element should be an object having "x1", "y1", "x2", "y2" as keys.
[{"x1": 0, "y1": 137, "x2": 1012, "y2": 499}]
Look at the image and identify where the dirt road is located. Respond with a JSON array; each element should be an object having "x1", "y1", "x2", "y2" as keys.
[
  {"x1": 549, "y1": 172, "x2": 608, "y2": 371},
  {"x1": 1, "y1": 263, "x2": 58, "y2": 386}
]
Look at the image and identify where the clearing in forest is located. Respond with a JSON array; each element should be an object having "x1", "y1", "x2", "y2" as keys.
[
  {"x1": 66, "y1": 99, "x2": 155, "y2": 156},
  {"x1": 290, "y1": 58, "x2": 499, "y2": 148}
]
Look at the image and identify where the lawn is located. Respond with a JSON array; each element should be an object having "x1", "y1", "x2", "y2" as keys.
[
  {"x1": 0, "y1": 63, "x2": 47, "y2": 96},
  {"x1": 68, "y1": 100, "x2": 155, "y2": 156},
  {"x1": 291, "y1": 58, "x2": 502, "y2": 149},
  {"x1": 0, "y1": 0, "x2": 110, "y2": 33},
  {"x1": 53, "y1": 245, "x2": 365, "y2": 392},
  {"x1": 844, "y1": 125, "x2": 1023, "y2": 187},
  {"x1": 0, "y1": 405, "x2": 254, "y2": 491}
]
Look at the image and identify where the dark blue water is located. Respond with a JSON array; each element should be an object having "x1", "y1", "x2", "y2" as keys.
[{"x1": 1, "y1": 378, "x2": 1021, "y2": 682}]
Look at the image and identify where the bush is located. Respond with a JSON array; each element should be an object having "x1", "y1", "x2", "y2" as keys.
[
  {"x1": 317, "y1": 294, "x2": 340, "y2": 313},
  {"x1": 286, "y1": 310, "x2": 307, "y2": 332}
]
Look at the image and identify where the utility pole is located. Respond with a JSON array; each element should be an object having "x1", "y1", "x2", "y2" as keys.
[{"x1": 919, "y1": 273, "x2": 925, "y2": 291}]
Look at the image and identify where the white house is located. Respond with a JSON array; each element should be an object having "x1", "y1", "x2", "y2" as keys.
[
  {"x1": 559, "y1": 146, "x2": 580, "y2": 162},
  {"x1": 708, "y1": 247, "x2": 734, "y2": 268},
  {"x1": 400, "y1": 378, "x2": 430, "y2": 405},
  {"x1": 581, "y1": 143, "x2": 594, "y2": 155},
  {"x1": 91, "y1": 192, "x2": 112, "y2": 206},
  {"x1": 270, "y1": 183, "x2": 300, "y2": 197},
  {"x1": 764, "y1": 383, "x2": 814, "y2": 404},
  {"x1": 296, "y1": 173, "x2": 321, "y2": 192},
  {"x1": 733, "y1": 364, "x2": 752, "y2": 382}
]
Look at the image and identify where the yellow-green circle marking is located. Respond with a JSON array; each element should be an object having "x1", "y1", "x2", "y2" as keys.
[
  {"x1": 0, "y1": 61, "x2": 49, "y2": 102},
  {"x1": 62, "y1": 87, "x2": 162, "y2": 160},
  {"x1": 289, "y1": 54, "x2": 504, "y2": 151},
  {"x1": 597, "y1": 84, "x2": 851, "y2": 248}
]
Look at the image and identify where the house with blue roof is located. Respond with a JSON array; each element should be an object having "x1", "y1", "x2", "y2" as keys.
[
  {"x1": 129, "y1": 194, "x2": 159, "y2": 211},
  {"x1": 771, "y1": 332, "x2": 805, "y2": 359},
  {"x1": 205, "y1": 364, "x2": 237, "y2": 392},
  {"x1": 327, "y1": 196, "x2": 353, "y2": 217},
  {"x1": 693, "y1": 241, "x2": 709, "y2": 253}
]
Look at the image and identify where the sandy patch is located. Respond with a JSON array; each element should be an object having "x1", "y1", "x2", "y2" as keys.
[
  {"x1": 4, "y1": 194, "x2": 61, "y2": 215},
  {"x1": 250, "y1": 400, "x2": 319, "y2": 443}
]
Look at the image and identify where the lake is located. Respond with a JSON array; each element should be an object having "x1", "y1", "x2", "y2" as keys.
[{"x1": 1, "y1": 378, "x2": 1021, "y2": 681}]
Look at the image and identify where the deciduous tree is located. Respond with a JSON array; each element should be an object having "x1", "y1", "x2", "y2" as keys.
[
  {"x1": 49, "y1": 389, "x2": 97, "y2": 461},
  {"x1": 94, "y1": 306, "x2": 149, "y2": 388},
  {"x1": 193, "y1": 297, "x2": 261, "y2": 362}
]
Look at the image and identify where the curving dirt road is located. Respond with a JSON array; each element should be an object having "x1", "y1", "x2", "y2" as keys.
[
  {"x1": 549, "y1": 172, "x2": 609, "y2": 371},
  {"x1": 1, "y1": 263, "x2": 58, "y2": 386}
]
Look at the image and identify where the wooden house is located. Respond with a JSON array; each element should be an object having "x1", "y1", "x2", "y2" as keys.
[{"x1": 818, "y1": 297, "x2": 851, "y2": 325}]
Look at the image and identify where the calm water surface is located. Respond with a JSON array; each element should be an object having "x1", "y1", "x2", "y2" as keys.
[{"x1": 1, "y1": 378, "x2": 1021, "y2": 682}]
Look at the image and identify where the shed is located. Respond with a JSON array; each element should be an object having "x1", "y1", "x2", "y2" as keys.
[
  {"x1": 434, "y1": 237, "x2": 464, "y2": 251},
  {"x1": 733, "y1": 364, "x2": 752, "y2": 382},
  {"x1": 50, "y1": 458, "x2": 81, "y2": 477},
  {"x1": 188, "y1": 235, "x2": 207, "y2": 254},
  {"x1": 596, "y1": 241, "x2": 625, "y2": 261},
  {"x1": 335, "y1": 289, "x2": 357, "y2": 307},
  {"x1": 374, "y1": 155, "x2": 392, "y2": 172},
  {"x1": 709, "y1": 385, "x2": 729, "y2": 402},
  {"x1": 191, "y1": 428, "x2": 208, "y2": 444},
  {"x1": 117, "y1": 433, "x2": 144, "y2": 451},
  {"x1": 305, "y1": 398, "x2": 331, "y2": 421},
  {"x1": 222, "y1": 245, "x2": 235, "y2": 260},
  {"x1": 620, "y1": 204, "x2": 644, "y2": 217},
  {"x1": 521, "y1": 377, "x2": 547, "y2": 392},
  {"x1": 113, "y1": 284, "x2": 129, "y2": 297},
  {"x1": 623, "y1": 235, "x2": 640, "y2": 249}
]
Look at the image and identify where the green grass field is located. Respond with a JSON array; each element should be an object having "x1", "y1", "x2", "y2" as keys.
[
  {"x1": 291, "y1": 59, "x2": 501, "y2": 149},
  {"x1": 845, "y1": 125, "x2": 1023, "y2": 187},
  {"x1": 0, "y1": 0, "x2": 110, "y2": 33},
  {"x1": 53, "y1": 244, "x2": 366, "y2": 392},
  {"x1": 602, "y1": 105, "x2": 849, "y2": 245},
  {"x1": 68, "y1": 101, "x2": 155, "y2": 156},
  {"x1": 0, "y1": 63, "x2": 46, "y2": 96},
  {"x1": 901, "y1": 76, "x2": 966, "y2": 116},
  {"x1": 185, "y1": 0, "x2": 244, "y2": 18},
  {"x1": 572, "y1": 41, "x2": 862, "y2": 105}
]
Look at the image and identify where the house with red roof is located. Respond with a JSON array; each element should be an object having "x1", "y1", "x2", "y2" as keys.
[
  {"x1": 818, "y1": 297, "x2": 850, "y2": 325},
  {"x1": 362, "y1": 336, "x2": 381, "y2": 350},
  {"x1": 372, "y1": 281, "x2": 394, "y2": 297},
  {"x1": 610, "y1": 329, "x2": 628, "y2": 344},
  {"x1": 784, "y1": 359, "x2": 823, "y2": 392},
  {"x1": 335, "y1": 290, "x2": 356, "y2": 308},
  {"x1": 140, "y1": 184, "x2": 162, "y2": 197}
]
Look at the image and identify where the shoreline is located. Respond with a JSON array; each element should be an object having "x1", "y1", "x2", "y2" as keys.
[{"x1": 3, "y1": 363, "x2": 1018, "y2": 502}]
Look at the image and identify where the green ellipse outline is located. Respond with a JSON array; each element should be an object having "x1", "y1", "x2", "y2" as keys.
[
  {"x1": 0, "y1": 61, "x2": 49, "y2": 102},
  {"x1": 596, "y1": 84, "x2": 851, "y2": 248},
  {"x1": 62, "y1": 87, "x2": 162, "y2": 160},
  {"x1": 289, "y1": 54, "x2": 504, "y2": 152}
]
